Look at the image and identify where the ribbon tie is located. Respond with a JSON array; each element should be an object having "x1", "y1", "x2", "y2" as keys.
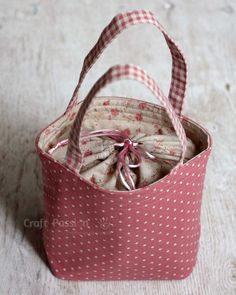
[{"x1": 49, "y1": 129, "x2": 158, "y2": 191}]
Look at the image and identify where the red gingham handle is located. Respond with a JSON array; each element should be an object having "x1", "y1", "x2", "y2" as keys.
[
  {"x1": 66, "y1": 10, "x2": 187, "y2": 116},
  {"x1": 66, "y1": 64, "x2": 187, "y2": 171}
]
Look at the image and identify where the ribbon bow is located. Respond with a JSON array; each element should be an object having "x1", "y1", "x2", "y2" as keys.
[
  {"x1": 82, "y1": 129, "x2": 158, "y2": 190},
  {"x1": 49, "y1": 129, "x2": 158, "y2": 191}
]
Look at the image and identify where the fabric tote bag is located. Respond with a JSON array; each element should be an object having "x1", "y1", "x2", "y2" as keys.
[{"x1": 36, "y1": 10, "x2": 212, "y2": 280}]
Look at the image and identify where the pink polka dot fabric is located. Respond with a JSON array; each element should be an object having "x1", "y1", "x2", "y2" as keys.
[
  {"x1": 36, "y1": 133, "x2": 211, "y2": 280},
  {"x1": 35, "y1": 10, "x2": 212, "y2": 280}
]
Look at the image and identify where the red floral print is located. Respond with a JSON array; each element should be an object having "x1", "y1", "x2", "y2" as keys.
[
  {"x1": 107, "y1": 167, "x2": 114, "y2": 176},
  {"x1": 103, "y1": 100, "x2": 110, "y2": 106},
  {"x1": 123, "y1": 128, "x2": 131, "y2": 137},
  {"x1": 81, "y1": 139, "x2": 88, "y2": 145},
  {"x1": 84, "y1": 150, "x2": 93, "y2": 157},
  {"x1": 111, "y1": 108, "x2": 119, "y2": 116},
  {"x1": 138, "y1": 102, "x2": 147, "y2": 110},
  {"x1": 135, "y1": 113, "x2": 143, "y2": 121}
]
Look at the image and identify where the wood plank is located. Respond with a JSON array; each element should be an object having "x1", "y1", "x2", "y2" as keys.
[{"x1": 0, "y1": 0, "x2": 235, "y2": 294}]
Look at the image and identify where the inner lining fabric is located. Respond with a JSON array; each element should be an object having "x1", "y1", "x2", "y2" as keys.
[{"x1": 38, "y1": 96, "x2": 209, "y2": 191}]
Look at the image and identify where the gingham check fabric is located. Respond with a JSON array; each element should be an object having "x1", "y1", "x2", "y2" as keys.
[
  {"x1": 67, "y1": 10, "x2": 187, "y2": 116},
  {"x1": 66, "y1": 64, "x2": 187, "y2": 171}
]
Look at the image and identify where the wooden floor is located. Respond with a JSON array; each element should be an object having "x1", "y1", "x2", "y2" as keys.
[{"x1": 0, "y1": 1, "x2": 236, "y2": 294}]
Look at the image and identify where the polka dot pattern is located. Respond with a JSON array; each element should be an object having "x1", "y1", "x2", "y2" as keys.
[{"x1": 38, "y1": 146, "x2": 212, "y2": 281}]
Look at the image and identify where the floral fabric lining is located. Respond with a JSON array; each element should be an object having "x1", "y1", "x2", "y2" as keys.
[{"x1": 38, "y1": 97, "x2": 205, "y2": 191}]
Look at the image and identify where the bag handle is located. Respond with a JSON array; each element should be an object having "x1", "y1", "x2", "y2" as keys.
[
  {"x1": 66, "y1": 10, "x2": 187, "y2": 116},
  {"x1": 65, "y1": 64, "x2": 187, "y2": 172}
]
